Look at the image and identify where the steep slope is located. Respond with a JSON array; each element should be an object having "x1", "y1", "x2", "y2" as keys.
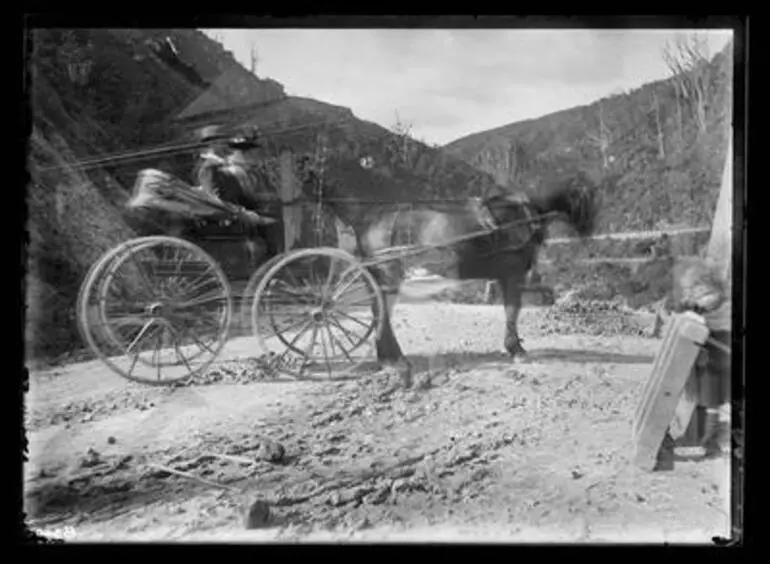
[
  {"x1": 445, "y1": 41, "x2": 733, "y2": 234},
  {"x1": 26, "y1": 28, "x2": 288, "y2": 360}
]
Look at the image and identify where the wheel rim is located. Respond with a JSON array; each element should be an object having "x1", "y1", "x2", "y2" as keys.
[
  {"x1": 77, "y1": 238, "x2": 161, "y2": 352},
  {"x1": 78, "y1": 237, "x2": 232, "y2": 385},
  {"x1": 250, "y1": 248, "x2": 384, "y2": 380}
]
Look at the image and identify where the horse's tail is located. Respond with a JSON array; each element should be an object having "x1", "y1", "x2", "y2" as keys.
[{"x1": 528, "y1": 170, "x2": 601, "y2": 238}]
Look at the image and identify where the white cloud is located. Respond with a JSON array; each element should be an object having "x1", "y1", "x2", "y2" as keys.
[{"x1": 203, "y1": 28, "x2": 733, "y2": 145}]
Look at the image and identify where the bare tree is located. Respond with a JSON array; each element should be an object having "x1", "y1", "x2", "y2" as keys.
[
  {"x1": 662, "y1": 33, "x2": 712, "y2": 137},
  {"x1": 649, "y1": 87, "x2": 666, "y2": 160},
  {"x1": 586, "y1": 101, "x2": 612, "y2": 169},
  {"x1": 478, "y1": 140, "x2": 529, "y2": 187},
  {"x1": 249, "y1": 42, "x2": 259, "y2": 75},
  {"x1": 390, "y1": 111, "x2": 416, "y2": 168}
]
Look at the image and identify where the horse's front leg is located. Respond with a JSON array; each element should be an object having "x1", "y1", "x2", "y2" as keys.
[
  {"x1": 500, "y1": 275, "x2": 529, "y2": 362},
  {"x1": 371, "y1": 266, "x2": 412, "y2": 387}
]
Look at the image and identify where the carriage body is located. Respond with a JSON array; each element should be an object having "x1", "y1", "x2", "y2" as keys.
[
  {"x1": 76, "y1": 167, "x2": 386, "y2": 386},
  {"x1": 126, "y1": 168, "x2": 277, "y2": 283}
]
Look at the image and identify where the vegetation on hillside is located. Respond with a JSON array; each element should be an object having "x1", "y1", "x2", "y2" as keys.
[{"x1": 444, "y1": 35, "x2": 733, "y2": 234}]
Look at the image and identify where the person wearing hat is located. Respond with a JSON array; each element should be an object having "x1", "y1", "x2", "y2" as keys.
[{"x1": 193, "y1": 124, "x2": 277, "y2": 269}]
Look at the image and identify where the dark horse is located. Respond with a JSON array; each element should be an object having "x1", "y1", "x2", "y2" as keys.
[{"x1": 353, "y1": 171, "x2": 600, "y2": 387}]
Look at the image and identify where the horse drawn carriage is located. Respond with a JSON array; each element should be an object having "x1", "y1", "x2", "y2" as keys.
[
  {"x1": 76, "y1": 128, "x2": 386, "y2": 386},
  {"x1": 77, "y1": 126, "x2": 599, "y2": 388}
]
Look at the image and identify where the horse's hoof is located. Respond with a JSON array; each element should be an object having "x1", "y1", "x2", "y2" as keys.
[
  {"x1": 378, "y1": 358, "x2": 413, "y2": 388},
  {"x1": 396, "y1": 360, "x2": 413, "y2": 388},
  {"x1": 511, "y1": 352, "x2": 532, "y2": 365}
]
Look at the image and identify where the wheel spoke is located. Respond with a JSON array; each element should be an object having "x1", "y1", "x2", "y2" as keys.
[
  {"x1": 167, "y1": 324, "x2": 194, "y2": 374},
  {"x1": 90, "y1": 316, "x2": 146, "y2": 330},
  {"x1": 334, "y1": 309, "x2": 373, "y2": 330},
  {"x1": 284, "y1": 318, "x2": 316, "y2": 351},
  {"x1": 308, "y1": 261, "x2": 324, "y2": 293},
  {"x1": 174, "y1": 264, "x2": 219, "y2": 300},
  {"x1": 331, "y1": 268, "x2": 364, "y2": 299},
  {"x1": 282, "y1": 266, "x2": 307, "y2": 295},
  {"x1": 173, "y1": 290, "x2": 228, "y2": 309},
  {"x1": 155, "y1": 326, "x2": 164, "y2": 380},
  {"x1": 334, "y1": 291, "x2": 379, "y2": 307},
  {"x1": 125, "y1": 350, "x2": 141, "y2": 378},
  {"x1": 126, "y1": 319, "x2": 156, "y2": 353},
  {"x1": 272, "y1": 312, "x2": 313, "y2": 336},
  {"x1": 327, "y1": 313, "x2": 364, "y2": 348},
  {"x1": 298, "y1": 323, "x2": 320, "y2": 377},
  {"x1": 270, "y1": 278, "x2": 317, "y2": 302},
  {"x1": 320, "y1": 324, "x2": 333, "y2": 378},
  {"x1": 185, "y1": 325, "x2": 218, "y2": 357},
  {"x1": 328, "y1": 324, "x2": 354, "y2": 363},
  {"x1": 124, "y1": 246, "x2": 158, "y2": 299},
  {"x1": 324, "y1": 322, "x2": 337, "y2": 359},
  {"x1": 321, "y1": 257, "x2": 339, "y2": 300},
  {"x1": 177, "y1": 323, "x2": 212, "y2": 359}
]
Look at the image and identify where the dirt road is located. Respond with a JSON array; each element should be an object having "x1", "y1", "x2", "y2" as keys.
[{"x1": 24, "y1": 303, "x2": 731, "y2": 543}]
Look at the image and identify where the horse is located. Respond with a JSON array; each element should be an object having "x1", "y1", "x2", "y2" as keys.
[{"x1": 346, "y1": 171, "x2": 600, "y2": 387}]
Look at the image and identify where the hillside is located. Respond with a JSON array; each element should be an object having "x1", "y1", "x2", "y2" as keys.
[
  {"x1": 26, "y1": 28, "x2": 500, "y2": 360},
  {"x1": 444, "y1": 40, "x2": 733, "y2": 234}
]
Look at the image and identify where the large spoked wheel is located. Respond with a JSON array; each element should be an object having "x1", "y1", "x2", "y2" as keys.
[
  {"x1": 77, "y1": 237, "x2": 165, "y2": 352},
  {"x1": 250, "y1": 247, "x2": 385, "y2": 380},
  {"x1": 77, "y1": 236, "x2": 233, "y2": 386}
]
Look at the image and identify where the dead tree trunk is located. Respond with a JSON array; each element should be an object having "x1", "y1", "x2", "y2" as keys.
[
  {"x1": 651, "y1": 89, "x2": 666, "y2": 160},
  {"x1": 249, "y1": 43, "x2": 259, "y2": 74},
  {"x1": 587, "y1": 102, "x2": 611, "y2": 169}
]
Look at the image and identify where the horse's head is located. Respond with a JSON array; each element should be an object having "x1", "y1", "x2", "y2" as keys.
[{"x1": 526, "y1": 170, "x2": 602, "y2": 238}]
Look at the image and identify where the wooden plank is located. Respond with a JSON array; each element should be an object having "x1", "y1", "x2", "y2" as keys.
[
  {"x1": 670, "y1": 367, "x2": 701, "y2": 443},
  {"x1": 632, "y1": 311, "x2": 710, "y2": 471}
]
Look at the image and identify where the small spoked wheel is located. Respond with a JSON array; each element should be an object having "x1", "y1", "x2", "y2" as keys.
[
  {"x1": 77, "y1": 236, "x2": 232, "y2": 386},
  {"x1": 250, "y1": 247, "x2": 384, "y2": 380}
]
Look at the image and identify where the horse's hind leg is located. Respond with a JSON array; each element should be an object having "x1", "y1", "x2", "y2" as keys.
[{"x1": 500, "y1": 275, "x2": 530, "y2": 362}]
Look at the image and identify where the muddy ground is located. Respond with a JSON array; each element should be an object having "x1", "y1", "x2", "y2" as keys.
[{"x1": 23, "y1": 302, "x2": 731, "y2": 543}]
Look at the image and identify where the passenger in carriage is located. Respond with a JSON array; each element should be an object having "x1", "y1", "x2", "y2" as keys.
[{"x1": 194, "y1": 125, "x2": 281, "y2": 263}]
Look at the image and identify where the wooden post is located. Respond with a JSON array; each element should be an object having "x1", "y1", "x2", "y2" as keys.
[{"x1": 279, "y1": 149, "x2": 302, "y2": 251}]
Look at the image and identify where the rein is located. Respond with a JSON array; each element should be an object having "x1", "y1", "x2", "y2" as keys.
[{"x1": 363, "y1": 209, "x2": 559, "y2": 268}]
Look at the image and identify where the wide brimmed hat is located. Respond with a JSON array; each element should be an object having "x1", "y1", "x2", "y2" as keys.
[{"x1": 197, "y1": 125, "x2": 227, "y2": 143}]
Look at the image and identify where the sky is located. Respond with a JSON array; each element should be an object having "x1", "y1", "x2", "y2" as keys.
[{"x1": 202, "y1": 28, "x2": 732, "y2": 146}]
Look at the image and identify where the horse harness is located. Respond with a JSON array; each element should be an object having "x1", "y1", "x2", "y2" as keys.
[{"x1": 475, "y1": 194, "x2": 543, "y2": 252}]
